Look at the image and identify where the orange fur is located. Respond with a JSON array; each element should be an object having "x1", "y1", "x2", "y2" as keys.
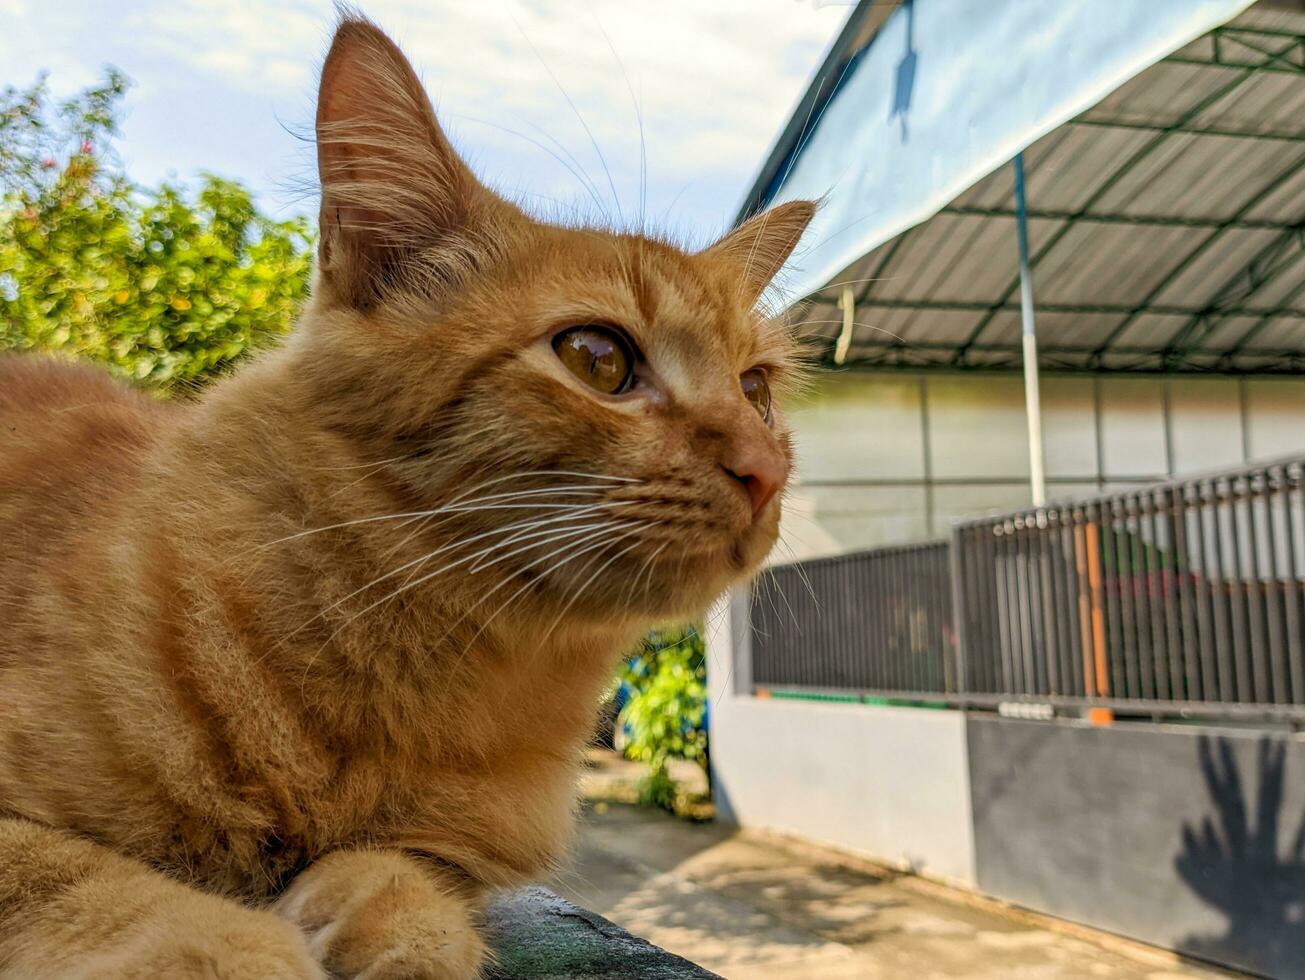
[{"x1": 0, "y1": 12, "x2": 813, "y2": 978}]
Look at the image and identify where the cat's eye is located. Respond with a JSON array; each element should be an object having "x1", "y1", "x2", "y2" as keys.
[
  {"x1": 553, "y1": 325, "x2": 635, "y2": 395},
  {"x1": 741, "y1": 368, "x2": 772, "y2": 423}
]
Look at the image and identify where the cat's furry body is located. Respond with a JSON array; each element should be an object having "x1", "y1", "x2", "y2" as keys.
[
  {"x1": 0, "y1": 13, "x2": 812, "y2": 978},
  {"x1": 0, "y1": 352, "x2": 620, "y2": 893}
]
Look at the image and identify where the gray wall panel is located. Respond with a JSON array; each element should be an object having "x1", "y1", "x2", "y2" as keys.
[
  {"x1": 968, "y1": 716, "x2": 1305, "y2": 977},
  {"x1": 710, "y1": 696, "x2": 976, "y2": 885}
]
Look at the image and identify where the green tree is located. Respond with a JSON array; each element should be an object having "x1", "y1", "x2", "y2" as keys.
[
  {"x1": 618, "y1": 626, "x2": 708, "y2": 811},
  {"x1": 0, "y1": 71, "x2": 312, "y2": 392}
]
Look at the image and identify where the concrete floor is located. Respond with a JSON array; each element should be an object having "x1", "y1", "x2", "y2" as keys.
[{"x1": 551, "y1": 801, "x2": 1238, "y2": 980}]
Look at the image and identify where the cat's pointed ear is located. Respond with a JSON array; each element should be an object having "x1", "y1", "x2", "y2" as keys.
[
  {"x1": 702, "y1": 200, "x2": 817, "y2": 304},
  {"x1": 315, "y1": 14, "x2": 502, "y2": 310}
]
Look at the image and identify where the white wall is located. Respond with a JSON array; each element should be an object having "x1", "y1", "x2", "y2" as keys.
[
  {"x1": 780, "y1": 372, "x2": 1305, "y2": 560},
  {"x1": 706, "y1": 598, "x2": 977, "y2": 885}
]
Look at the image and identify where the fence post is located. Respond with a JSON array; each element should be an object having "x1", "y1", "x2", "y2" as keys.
[
  {"x1": 949, "y1": 527, "x2": 969, "y2": 699},
  {"x1": 730, "y1": 586, "x2": 754, "y2": 696}
]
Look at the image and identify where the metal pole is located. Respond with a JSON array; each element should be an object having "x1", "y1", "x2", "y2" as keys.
[{"x1": 1014, "y1": 151, "x2": 1047, "y2": 507}]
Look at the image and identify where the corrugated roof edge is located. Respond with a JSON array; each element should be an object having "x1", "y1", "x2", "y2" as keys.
[{"x1": 733, "y1": 0, "x2": 900, "y2": 226}]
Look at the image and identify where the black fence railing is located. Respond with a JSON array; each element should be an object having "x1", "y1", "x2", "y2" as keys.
[
  {"x1": 751, "y1": 541, "x2": 955, "y2": 698},
  {"x1": 750, "y1": 455, "x2": 1305, "y2": 721}
]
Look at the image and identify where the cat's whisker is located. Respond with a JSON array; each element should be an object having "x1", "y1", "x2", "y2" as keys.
[
  {"x1": 736, "y1": 207, "x2": 776, "y2": 306},
  {"x1": 325, "y1": 458, "x2": 403, "y2": 500},
  {"x1": 335, "y1": 519, "x2": 637, "y2": 645},
  {"x1": 746, "y1": 53, "x2": 858, "y2": 305},
  {"x1": 620, "y1": 540, "x2": 670, "y2": 639},
  {"x1": 254, "y1": 484, "x2": 635, "y2": 552},
  {"x1": 510, "y1": 13, "x2": 623, "y2": 227},
  {"x1": 628, "y1": 538, "x2": 671, "y2": 618},
  {"x1": 813, "y1": 275, "x2": 898, "y2": 292},
  {"x1": 792, "y1": 318, "x2": 909, "y2": 345},
  {"x1": 466, "y1": 514, "x2": 620, "y2": 574},
  {"x1": 257, "y1": 509, "x2": 442, "y2": 550},
  {"x1": 441, "y1": 469, "x2": 639, "y2": 500},
  {"x1": 294, "y1": 522, "x2": 628, "y2": 696},
  {"x1": 756, "y1": 540, "x2": 803, "y2": 631},
  {"x1": 285, "y1": 506, "x2": 638, "y2": 645},
  {"x1": 591, "y1": 9, "x2": 646, "y2": 230},
  {"x1": 445, "y1": 521, "x2": 652, "y2": 671},
  {"x1": 300, "y1": 452, "x2": 418, "y2": 472},
  {"x1": 776, "y1": 536, "x2": 821, "y2": 610},
  {"x1": 482, "y1": 537, "x2": 648, "y2": 672},
  {"x1": 382, "y1": 499, "x2": 641, "y2": 586},
  {"x1": 765, "y1": 562, "x2": 802, "y2": 635},
  {"x1": 383, "y1": 500, "x2": 633, "y2": 586},
  {"x1": 746, "y1": 577, "x2": 770, "y2": 639},
  {"x1": 535, "y1": 531, "x2": 652, "y2": 648},
  {"x1": 615, "y1": 536, "x2": 668, "y2": 623},
  {"x1": 405, "y1": 471, "x2": 639, "y2": 546},
  {"x1": 465, "y1": 518, "x2": 629, "y2": 576},
  {"x1": 369, "y1": 474, "x2": 638, "y2": 564},
  {"x1": 459, "y1": 111, "x2": 610, "y2": 224},
  {"x1": 379, "y1": 470, "x2": 636, "y2": 524},
  {"x1": 708, "y1": 578, "x2": 765, "y2": 708},
  {"x1": 642, "y1": 623, "x2": 701, "y2": 657},
  {"x1": 757, "y1": 564, "x2": 785, "y2": 632},
  {"x1": 405, "y1": 485, "x2": 611, "y2": 521}
]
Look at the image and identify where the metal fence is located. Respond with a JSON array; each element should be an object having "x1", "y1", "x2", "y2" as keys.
[
  {"x1": 750, "y1": 541, "x2": 955, "y2": 698},
  {"x1": 956, "y1": 457, "x2": 1305, "y2": 718},
  {"x1": 751, "y1": 455, "x2": 1305, "y2": 721}
]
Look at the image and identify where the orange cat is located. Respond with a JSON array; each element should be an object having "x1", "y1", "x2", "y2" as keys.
[{"x1": 0, "y1": 13, "x2": 812, "y2": 978}]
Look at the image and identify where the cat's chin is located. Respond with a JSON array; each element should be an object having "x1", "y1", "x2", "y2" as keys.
[
  {"x1": 723, "y1": 508, "x2": 783, "y2": 576},
  {"x1": 636, "y1": 525, "x2": 781, "y2": 622}
]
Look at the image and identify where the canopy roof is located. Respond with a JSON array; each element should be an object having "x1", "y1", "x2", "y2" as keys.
[{"x1": 744, "y1": 0, "x2": 1305, "y2": 373}]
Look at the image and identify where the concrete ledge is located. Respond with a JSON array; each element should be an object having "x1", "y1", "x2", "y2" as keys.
[{"x1": 484, "y1": 886, "x2": 721, "y2": 979}]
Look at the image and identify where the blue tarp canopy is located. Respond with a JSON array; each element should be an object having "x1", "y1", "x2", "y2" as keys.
[{"x1": 743, "y1": 0, "x2": 1305, "y2": 373}]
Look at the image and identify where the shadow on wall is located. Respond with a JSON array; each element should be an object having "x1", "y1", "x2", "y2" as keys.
[
  {"x1": 1175, "y1": 736, "x2": 1305, "y2": 972},
  {"x1": 890, "y1": 0, "x2": 918, "y2": 142}
]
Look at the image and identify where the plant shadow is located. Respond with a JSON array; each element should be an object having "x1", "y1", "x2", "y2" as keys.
[{"x1": 1174, "y1": 734, "x2": 1305, "y2": 976}]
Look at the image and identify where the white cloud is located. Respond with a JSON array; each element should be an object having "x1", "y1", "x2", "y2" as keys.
[
  {"x1": 1, "y1": 0, "x2": 846, "y2": 237},
  {"x1": 125, "y1": 0, "x2": 320, "y2": 91}
]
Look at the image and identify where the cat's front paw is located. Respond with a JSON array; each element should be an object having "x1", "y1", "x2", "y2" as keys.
[
  {"x1": 69, "y1": 903, "x2": 324, "y2": 980},
  {"x1": 277, "y1": 850, "x2": 485, "y2": 980}
]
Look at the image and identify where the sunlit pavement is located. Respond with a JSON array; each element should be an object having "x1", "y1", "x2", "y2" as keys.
[{"x1": 551, "y1": 793, "x2": 1238, "y2": 980}]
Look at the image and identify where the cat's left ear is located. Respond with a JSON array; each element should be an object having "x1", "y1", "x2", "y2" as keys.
[
  {"x1": 315, "y1": 14, "x2": 512, "y2": 310},
  {"x1": 701, "y1": 200, "x2": 817, "y2": 304}
]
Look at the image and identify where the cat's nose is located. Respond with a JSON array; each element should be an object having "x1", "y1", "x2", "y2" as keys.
[{"x1": 721, "y1": 446, "x2": 784, "y2": 516}]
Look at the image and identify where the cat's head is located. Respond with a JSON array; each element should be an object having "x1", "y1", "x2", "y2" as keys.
[{"x1": 294, "y1": 15, "x2": 814, "y2": 627}]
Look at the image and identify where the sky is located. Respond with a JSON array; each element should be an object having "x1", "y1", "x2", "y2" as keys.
[{"x1": 0, "y1": 0, "x2": 849, "y2": 245}]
